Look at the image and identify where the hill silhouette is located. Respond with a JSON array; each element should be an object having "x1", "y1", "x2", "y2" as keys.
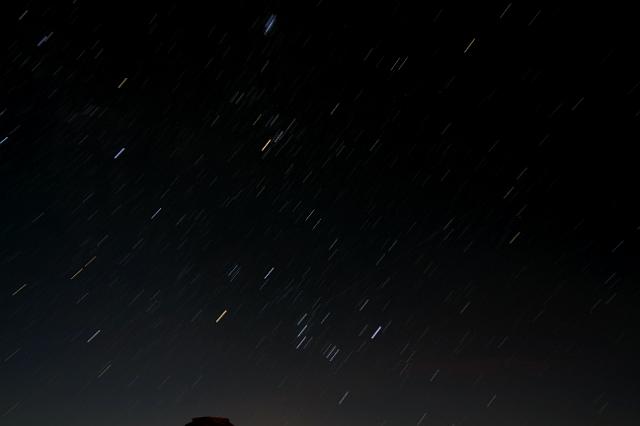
[{"x1": 185, "y1": 417, "x2": 234, "y2": 426}]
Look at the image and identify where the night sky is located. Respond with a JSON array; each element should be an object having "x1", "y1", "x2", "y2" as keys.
[{"x1": 1, "y1": 2, "x2": 639, "y2": 425}]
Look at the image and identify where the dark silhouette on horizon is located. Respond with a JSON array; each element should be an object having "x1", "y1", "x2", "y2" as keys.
[{"x1": 185, "y1": 417, "x2": 235, "y2": 426}]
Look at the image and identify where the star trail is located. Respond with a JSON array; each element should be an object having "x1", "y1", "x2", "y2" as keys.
[{"x1": 1, "y1": 2, "x2": 639, "y2": 426}]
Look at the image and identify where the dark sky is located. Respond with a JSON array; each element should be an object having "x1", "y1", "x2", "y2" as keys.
[{"x1": 1, "y1": 2, "x2": 639, "y2": 425}]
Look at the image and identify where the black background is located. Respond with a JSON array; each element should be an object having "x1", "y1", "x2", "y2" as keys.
[{"x1": 1, "y1": 2, "x2": 639, "y2": 425}]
